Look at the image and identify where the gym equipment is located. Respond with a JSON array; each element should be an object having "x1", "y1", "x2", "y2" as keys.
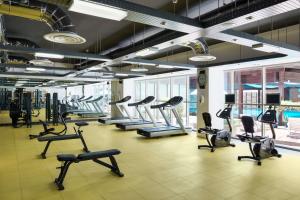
[
  {"x1": 9, "y1": 91, "x2": 32, "y2": 128},
  {"x1": 9, "y1": 100, "x2": 21, "y2": 128},
  {"x1": 77, "y1": 96, "x2": 107, "y2": 118},
  {"x1": 54, "y1": 149, "x2": 124, "y2": 190},
  {"x1": 0, "y1": 88, "x2": 12, "y2": 110},
  {"x1": 115, "y1": 96, "x2": 159, "y2": 130},
  {"x1": 70, "y1": 96, "x2": 93, "y2": 114},
  {"x1": 98, "y1": 96, "x2": 135, "y2": 125},
  {"x1": 29, "y1": 113, "x2": 68, "y2": 139},
  {"x1": 23, "y1": 92, "x2": 32, "y2": 128},
  {"x1": 198, "y1": 94, "x2": 235, "y2": 152},
  {"x1": 237, "y1": 94, "x2": 281, "y2": 166},
  {"x1": 37, "y1": 122, "x2": 89, "y2": 159},
  {"x1": 45, "y1": 93, "x2": 51, "y2": 122},
  {"x1": 33, "y1": 89, "x2": 42, "y2": 109},
  {"x1": 137, "y1": 96, "x2": 192, "y2": 137},
  {"x1": 52, "y1": 93, "x2": 59, "y2": 125}
]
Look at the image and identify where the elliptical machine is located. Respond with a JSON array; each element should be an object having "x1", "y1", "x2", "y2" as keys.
[
  {"x1": 237, "y1": 94, "x2": 282, "y2": 166},
  {"x1": 198, "y1": 94, "x2": 235, "y2": 152}
]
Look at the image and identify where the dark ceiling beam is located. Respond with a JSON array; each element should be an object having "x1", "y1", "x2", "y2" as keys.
[
  {"x1": 99, "y1": 0, "x2": 203, "y2": 33},
  {"x1": 88, "y1": 0, "x2": 299, "y2": 68},
  {"x1": 200, "y1": 54, "x2": 286, "y2": 68},
  {"x1": 41, "y1": 0, "x2": 203, "y2": 33},
  {"x1": 0, "y1": 44, "x2": 112, "y2": 62},
  {"x1": 200, "y1": 0, "x2": 290, "y2": 27}
]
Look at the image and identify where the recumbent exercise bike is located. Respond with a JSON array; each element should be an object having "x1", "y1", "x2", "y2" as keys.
[
  {"x1": 237, "y1": 104, "x2": 281, "y2": 166},
  {"x1": 198, "y1": 103, "x2": 235, "y2": 152}
]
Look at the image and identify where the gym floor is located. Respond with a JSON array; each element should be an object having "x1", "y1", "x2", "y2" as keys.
[
  {"x1": 1, "y1": 122, "x2": 300, "y2": 200},
  {"x1": 0, "y1": 109, "x2": 99, "y2": 124}
]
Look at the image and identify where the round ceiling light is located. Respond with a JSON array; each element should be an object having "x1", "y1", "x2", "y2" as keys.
[
  {"x1": 131, "y1": 67, "x2": 148, "y2": 72},
  {"x1": 189, "y1": 54, "x2": 216, "y2": 62},
  {"x1": 44, "y1": 32, "x2": 86, "y2": 44},
  {"x1": 29, "y1": 59, "x2": 54, "y2": 66}
]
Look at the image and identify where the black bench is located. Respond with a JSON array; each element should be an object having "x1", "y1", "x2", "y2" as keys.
[
  {"x1": 38, "y1": 122, "x2": 89, "y2": 159},
  {"x1": 55, "y1": 149, "x2": 124, "y2": 190}
]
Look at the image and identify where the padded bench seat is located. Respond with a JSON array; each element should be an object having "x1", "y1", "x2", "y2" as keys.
[
  {"x1": 57, "y1": 154, "x2": 77, "y2": 162},
  {"x1": 55, "y1": 149, "x2": 124, "y2": 190},
  {"x1": 57, "y1": 149, "x2": 121, "y2": 162}
]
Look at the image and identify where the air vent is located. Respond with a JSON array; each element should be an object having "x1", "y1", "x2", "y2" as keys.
[{"x1": 44, "y1": 32, "x2": 86, "y2": 45}]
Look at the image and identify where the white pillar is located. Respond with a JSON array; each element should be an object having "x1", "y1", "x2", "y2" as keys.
[{"x1": 197, "y1": 67, "x2": 225, "y2": 130}]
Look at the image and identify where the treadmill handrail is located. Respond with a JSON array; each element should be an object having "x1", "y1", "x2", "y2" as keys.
[
  {"x1": 151, "y1": 96, "x2": 183, "y2": 109},
  {"x1": 79, "y1": 96, "x2": 93, "y2": 102},
  {"x1": 77, "y1": 96, "x2": 85, "y2": 101},
  {"x1": 109, "y1": 96, "x2": 131, "y2": 105},
  {"x1": 86, "y1": 96, "x2": 103, "y2": 103},
  {"x1": 128, "y1": 96, "x2": 155, "y2": 107}
]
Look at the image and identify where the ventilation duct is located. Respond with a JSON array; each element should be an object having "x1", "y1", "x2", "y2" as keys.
[
  {"x1": 182, "y1": 38, "x2": 216, "y2": 62},
  {"x1": 0, "y1": 0, "x2": 85, "y2": 44}
]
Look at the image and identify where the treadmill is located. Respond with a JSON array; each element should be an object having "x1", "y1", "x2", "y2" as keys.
[
  {"x1": 137, "y1": 96, "x2": 192, "y2": 138},
  {"x1": 78, "y1": 96, "x2": 107, "y2": 117},
  {"x1": 115, "y1": 96, "x2": 159, "y2": 130},
  {"x1": 98, "y1": 96, "x2": 137, "y2": 124},
  {"x1": 70, "y1": 96, "x2": 93, "y2": 114}
]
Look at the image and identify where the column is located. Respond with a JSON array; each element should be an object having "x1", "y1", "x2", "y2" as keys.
[{"x1": 197, "y1": 67, "x2": 225, "y2": 130}]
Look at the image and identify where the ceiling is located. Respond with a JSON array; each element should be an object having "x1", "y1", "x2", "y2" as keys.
[{"x1": 0, "y1": 0, "x2": 299, "y2": 88}]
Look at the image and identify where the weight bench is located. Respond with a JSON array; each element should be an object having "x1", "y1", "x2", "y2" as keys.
[
  {"x1": 38, "y1": 122, "x2": 89, "y2": 159},
  {"x1": 55, "y1": 149, "x2": 124, "y2": 190}
]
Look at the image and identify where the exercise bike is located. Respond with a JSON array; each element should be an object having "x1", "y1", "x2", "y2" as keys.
[
  {"x1": 198, "y1": 104, "x2": 235, "y2": 152},
  {"x1": 237, "y1": 105, "x2": 281, "y2": 166}
]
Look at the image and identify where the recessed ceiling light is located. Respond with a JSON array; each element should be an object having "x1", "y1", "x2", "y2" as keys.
[
  {"x1": 136, "y1": 47, "x2": 159, "y2": 57},
  {"x1": 26, "y1": 67, "x2": 46, "y2": 72},
  {"x1": 69, "y1": 0, "x2": 128, "y2": 21},
  {"x1": 156, "y1": 64, "x2": 174, "y2": 69},
  {"x1": 115, "y1": 73, "x2": 129, "y2": 77},
  {"x1": 17, "y1": 80, "x2": 27, "y2": 83},
  {"x1": 35, "y1": 52, "x2": 64, "y2": 59},
  {"x1": 123, "y1": 60, "x2": 156, "y2": 66},
  {"x1": 189, "y1": 54, "x2": 216, "y2": 62},
  {"x1": 131, "y1": 67, "x2": 148, "y2": 72}
]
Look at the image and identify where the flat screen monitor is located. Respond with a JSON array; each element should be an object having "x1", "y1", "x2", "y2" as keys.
[
  {"x1": 266, "y1": 93, "x2": 280, "y2": 105},
  {"x1": 225, "y1": 94, "x2": 235, "y2": 104}
]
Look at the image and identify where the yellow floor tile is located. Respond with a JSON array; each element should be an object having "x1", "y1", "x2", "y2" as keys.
[{"x1": 0, "y1": 122, "x2": 299, "y2": 200}]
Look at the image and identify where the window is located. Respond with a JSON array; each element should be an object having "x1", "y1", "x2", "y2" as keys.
[
  {"x1": 225, "y1": 67, "x2": 300, "y2": 149},
  {"x1": 134, "y1": 73, "x2": 197, "y2": 129}
]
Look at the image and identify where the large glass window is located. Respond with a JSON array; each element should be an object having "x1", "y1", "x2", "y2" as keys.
[
  {"x1": 225, "y1": 67, "x2": 300, "y2": 149},
  {"x1": 134, "y1": 74, "x2": 197, "y2": 129},
  {"x1": 189, "y1": 76, "x2": 197, "y2": 129}
]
